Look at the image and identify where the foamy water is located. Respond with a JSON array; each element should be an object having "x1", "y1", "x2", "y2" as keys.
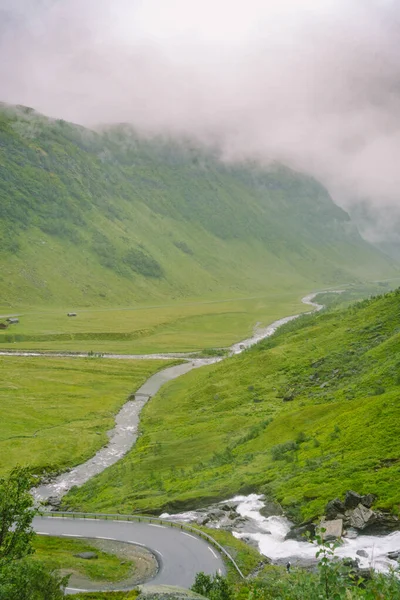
[{"x1": 232, "y1": 494, "x2": 400, "y2": 573}]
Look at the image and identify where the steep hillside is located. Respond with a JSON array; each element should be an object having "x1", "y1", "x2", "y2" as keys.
[
  {"x1": 65, "y1": 289, "x2": 400, "y2": 518},
  {"x1": 0, "y1": 103, "x2": 396, "y2": 308}
]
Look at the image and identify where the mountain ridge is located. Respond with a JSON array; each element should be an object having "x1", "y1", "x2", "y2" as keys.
[{"x1": 0, "y1": 103, "x2": 397, "y2": 308}]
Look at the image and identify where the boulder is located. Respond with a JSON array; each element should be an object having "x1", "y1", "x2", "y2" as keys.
[
  {"x1": 344, "y1": 491, "x2": 363, "y2": 509},
  {"x1": 356, "y1": 549, "x2": 368, "y2": 558},
  {"x1": 349, "y1": 504, "x2": 376, "y2": 530},
  {"x1": 74, "y1": 552, "x2": 98, "y2": 560},
  {"x1": 362, "y1": 512, "x2": 400, "y2": 535},
  {"x1": 46, "y1": 496, "x2": 61, "y2": 507},
  {"x1": 320, "y1": 519, "x2": 343, "y2": 541},
  {"x1": 344, "y1": 527, "x2": 358, "y2": 539},
  {"x1": 387, "y1": 551, "x2": 400, "y2": 561},
  {"x1": 361, "y1": 494, "x2": 376, "y2": 508},
  {"x1": 259, "y1": 500, "x2": 284, "y2": 518},
  {"x1": 325, "y1": 498, "x2": 346, "y2": 520},
  {"x1": 285, "y1": 519, "x2": 316, "y2": 541}
]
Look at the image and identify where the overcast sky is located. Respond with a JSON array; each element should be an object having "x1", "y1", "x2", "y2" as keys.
[{"x1": 1, "y1": 0, "x2": 400, "y2": 217}]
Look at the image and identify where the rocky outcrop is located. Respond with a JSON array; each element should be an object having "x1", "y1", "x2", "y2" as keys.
[
  {"x1": 323, "y1": 491, "x2": 399, "y2": 537},
  {"x1": 348, "y1": 504, "x2": 376, "y2": 530},
  {"x1": 287, "y1": 490, "x2": 399, "y2": 541}
]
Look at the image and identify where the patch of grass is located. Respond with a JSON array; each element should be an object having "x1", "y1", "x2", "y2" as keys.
[
  {"x1": 0, "y1": 293, "x2": 312, "y2": 354},
  {"x1": 64, "y1": 289, "x2": 400, "y2": 520},
  {"x1": 0, "y1": 357, "x2": 175, "y2": 476},
  {"x1": 33, "y1": 536, "x2": 135, "y2": 583},
  {"x1": 193, "y1": 527, "x2": 264, "y2": 580}
]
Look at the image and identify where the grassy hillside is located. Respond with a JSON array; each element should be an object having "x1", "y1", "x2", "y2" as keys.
[
  {"x1": 0, "y1": 103, "x2": 396, "y2": 311},
  {"x1": 64, "y1": 289, "x2": 400, "y2": 520},
  {"x1": 0, "y1": 356, "x2": 175, "y2": 476}
]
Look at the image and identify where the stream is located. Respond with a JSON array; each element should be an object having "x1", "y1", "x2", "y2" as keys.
[
  {"x1": 23, "y1": 291, "x2": 399, "y2": 572},
  {"x1": 32, "y1": 292, "x2": 323, "y2": 503},
  {"x1": 161, "y1": 495, "x2": 400, "y2": 573}
]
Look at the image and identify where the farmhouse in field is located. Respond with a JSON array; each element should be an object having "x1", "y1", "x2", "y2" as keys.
[
  {"x1": 67, "y1": 312, "x2": 77, "y2": 317},
  {"x1": 6, "y1": 318, "x2": 19, "y2": 324}
]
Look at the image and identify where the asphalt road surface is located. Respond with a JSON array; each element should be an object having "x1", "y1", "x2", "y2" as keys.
[{"x1": 33, "y1": 516, "x2": 226, "y2": 593}]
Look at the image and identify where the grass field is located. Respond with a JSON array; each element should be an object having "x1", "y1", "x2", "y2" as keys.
[
  {"x1": 0, "y1": 282, "x2": 394, "y2": 355},
  {"x1": 0, "y1": 291, "x2": 313, "y2": 354},
  {"x1": 64, "y1": 289, "x2": 400, "y2": 521},
  {"x1": 33, "y1": 536, "x2": 135, "y2": 583},
  {"x1": 0, "y1": 357, "x2": 175, "y2": 476}
]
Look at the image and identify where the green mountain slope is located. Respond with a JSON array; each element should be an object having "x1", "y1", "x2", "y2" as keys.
[
  {"x1": 65, "y1": 289, "x2": 400, "y2": 518},
  {"x1": 0, "y1": 103, "x2": 396, "y2": 308}
]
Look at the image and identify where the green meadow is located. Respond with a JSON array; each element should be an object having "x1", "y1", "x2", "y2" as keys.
[
  {"x1": 0, "y1": 291, "x2": 312, "y2": 354},
  {"x1": 33, "y1": 536, "x2": 135, "y2": 584},
  {"x1": 64, "y1": 289, "x2": 400, "y2": 520},
  {"x1": 0, "y1": 357, "x2": 175, "y2": 476}
]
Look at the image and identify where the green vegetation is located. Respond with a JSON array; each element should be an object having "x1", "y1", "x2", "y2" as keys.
[
  {"x1": 33, "y1": 536, "x2": 135, "y2": 583},
  {"x1": 0, "y1": 357, "x2": 175, "y2": 476},
  {"x1": 0, "y1": 468, "x2": 68, "y2": 598},
  {"x1": 0, "y1": 292, "x2": 312, "y2": 354},
  {"x1": 193, "y1": 527, "x2": 263, "y2": 580},
  {"x1": 65, "y1": 289, "x2": 400, "y2": 520},
  {"x1": 0, "y1": 103, "x2": 396, "y2": 316},
  {"x1": 192, "y1": 541, "x2": 400, "y2": 600}
]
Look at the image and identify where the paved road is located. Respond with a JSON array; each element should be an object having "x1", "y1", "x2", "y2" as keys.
[{"x1": 33, "y1": 516, "x2": 226, "y2": 593}]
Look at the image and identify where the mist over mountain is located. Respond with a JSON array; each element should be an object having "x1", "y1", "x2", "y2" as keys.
[
  {"x1": 1, "y1": 0, "x2": 400, "y2": 245},
  {"x1": 0, "y1": 105, "x2": 396, "y2": 307}
]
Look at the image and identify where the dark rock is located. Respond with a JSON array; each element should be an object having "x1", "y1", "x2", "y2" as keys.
[
  {"x1": 344, "y1": 491, "x2": 363, "y2": 509},
  {"x1": 74, "y1": 552, "x2": 98, "y2": 560},
  {"x1": 361, "y1": 494, "x2": 376, "y2": 508},
  {"x1": 356, "y1": 549, "x2": 368, "y2": 558},
  {"x1": 219, "y1": 504, "x2": 233, "y2": 511},
  {"x1": 46, "y1": 496, "x2": 61, "y2": 507},
  {"x1": 387, "y1": 551, "x2": 400, "y2": 561},
  {"x1": 361, "y1": 512, "x2": 399, "y2": 535},
  {"x1": 196, "y1": 516, "x2": 210, "y2": 526},
  {"x1": 325, "y1": 498, "x2": 346, "y2": 520},
  {"x1": 285, "y1": 519, "x2": 316, "y2": 541}
]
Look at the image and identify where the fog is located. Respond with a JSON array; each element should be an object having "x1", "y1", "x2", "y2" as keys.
[{"x1": 1, "y1": 0, "x2": 400, "y2": 221}]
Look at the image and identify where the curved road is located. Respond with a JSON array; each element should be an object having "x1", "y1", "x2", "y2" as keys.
[
  {"x1": 33, "y1": 516, "x2": 225, "y2": 593},
  {"x1": 21, "y1": 292, "x2": 335, "y2": 592}
]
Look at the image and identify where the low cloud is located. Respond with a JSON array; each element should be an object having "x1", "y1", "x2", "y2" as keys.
[{"x1": 1, "y1": 0, "x2": 400, "y2": 215}]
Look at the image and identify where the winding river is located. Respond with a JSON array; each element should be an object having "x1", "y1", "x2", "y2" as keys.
[
  {"x1": 8, "y1": 290, "x2": 399, "y2": 573},
  {"x1": 31, "y1": 292, "x2": 324, "y2": 503}
]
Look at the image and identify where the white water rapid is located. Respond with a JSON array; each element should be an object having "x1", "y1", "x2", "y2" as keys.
[{"x1": 162, "y1": 494, "x2": 400, "y2": 573}]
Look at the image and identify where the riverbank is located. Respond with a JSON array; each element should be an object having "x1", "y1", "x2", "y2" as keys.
[
  {"x1": 32, "y1": 293, "x2": 325, "y2": 505},
  {"x1": 160, "y1": 494, "x2": 400, "y2": 574}
]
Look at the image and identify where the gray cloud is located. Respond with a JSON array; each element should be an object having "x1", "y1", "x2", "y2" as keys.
[{"x1": 1, "y1": 0, "x2": 400, "y2": 215}]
